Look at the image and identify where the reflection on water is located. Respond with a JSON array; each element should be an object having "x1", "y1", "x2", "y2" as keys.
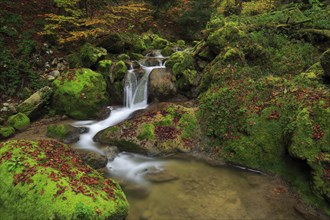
[{"x1": 106, "y1": 153, "x2": 303, "y2": 220}]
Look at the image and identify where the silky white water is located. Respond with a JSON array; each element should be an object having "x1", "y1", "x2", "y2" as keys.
[{"x1": 73, "y1": 51, "x2": 167, "y2": 181}]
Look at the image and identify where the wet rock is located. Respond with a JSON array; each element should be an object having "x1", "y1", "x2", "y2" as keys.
[
  {"x1": 142, "y1": 58, "x2": 162, "y2": 67},
  {"x1": 149, "y1": 68, "x2": 177, "y2": 102},
  {"x1": 77, "y1": 127, "x2": 89, "y2": 134},
  {"x1": 96, "y1": 106, "x2": 111, "y2": 120},
  {"x1": 46, "y1": 124, "x2": 80, "y2": 144},
  {"x1": 78, "y1": 150, "x2": 108, "y2": 169},
  {"x1": 102, "y1": 146, "x2": 119, "y2": 161}
]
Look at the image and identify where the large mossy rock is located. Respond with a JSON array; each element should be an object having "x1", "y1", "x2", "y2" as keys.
[
  {"x1": 7, "y1": 113, "x2": 30, "y2": 131},
  {"x1": 0, "y1": 140, "x2": 128, "y2": 219},
  {"x1": 95, "y1": 103, "x2": 200, "y2": 156},
  {"x1": 198, "y1": 72, "x2": 330, "y2": 214},
  {"x1": 16, "y1": 86, "x2": 53, "y2": 119},
  {"x1": 148, "y1": 68, "x2": 177, "y2": 102},
  {"x1": 52, "y1": 68, "x2": 108, "y2": 120},
  {"x1": 166, "y1": 50, "x2": 198, "y2": 94}
]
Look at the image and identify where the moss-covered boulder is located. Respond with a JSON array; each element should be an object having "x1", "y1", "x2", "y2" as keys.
[
  {"x1": 0, "y1": 140, "x2": 128, "y2": 219},
  {"x1": 99, "y1": 33, "x2": 147, "y2": 54},
  {"x1": 67, "y1": 43, "x2": 107, "y2": 68},
  {"x1": 95, "y1": 103, "x2": 200, "y2": 156},
  {"x1": 46, "y1": 124, "x2": 80, "y2": 144},
  {"x1": 0, "y1": 126, "x2": 15, "y2": 139},
  {"x1": 16, "y1": 86, "x2": 53, "y2": 119},
  {"x1": 97, "y1": 59, "x2": 112, "y2": 78},
  {"x1": 7, "y1": 113, "x2": 30, "y2": 131},
  {"x1": 320, "y1": 49, "x2": 330, "y2": 78},
  {"x1": 52, "y1": 68, "x2": 108, "y2": 120},
  {"x1": 198, "y1": 72, "x2": 330, "y2": 214},
  {"x1": 112, "y1": 61, "x2": 128, "y2": 82},
  {"x1": 166, "y1": 50, "x2": 198, "y2": 93}
]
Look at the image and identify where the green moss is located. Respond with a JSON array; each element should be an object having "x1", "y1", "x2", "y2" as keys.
[
  {"x1": 97, "y1": 59, "x2": 112, "y2": 78},
  {"x1": 67, "y1": 43, "x2": 107, "y2": 68},
  {"x1": 137, "y1": 124, "x2": 155, "y2": 141},
  {"x1": 179, "y1": 113, "x2": 197, "y2": 139},
  {"x1": 0, "y1": 140, "x2": 128, "y2": 219},
  {"x1": 52, "y1": 68, "x2": 108, "y2": 119},
  {"x1": 0, "y1": 126, "x2": 15, "y2": 139},
  {"x1": 7, "y1": 113, "x2": 30, "y2": 131},
  {"x1": 151, "y1": 37, "x2": 169, "y2": 49},
  {"x1": 113, "y1": 61, "x2": 128, "y2": 81},
  {"x1": 117, "y1": 54, "x2": 130, "y2": 60}
]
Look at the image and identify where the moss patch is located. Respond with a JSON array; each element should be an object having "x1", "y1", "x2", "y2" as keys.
[
  {"x1": 52, "y1": 68, "x2": 108, "y2": 119},
  {"x1": 95, "y1": 103, "x2": 200, "y2": 156},
  {"x1": 7, "y1": 113, "x2": 30, "y2": 131},
  {"x1": 0, "y1": 140, "x2": 128, "y2": 219}
]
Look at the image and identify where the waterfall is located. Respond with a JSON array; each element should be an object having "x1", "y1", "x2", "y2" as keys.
[
  {"x1": 124, "y1": 51, "x2": 166, "y2": 109},
  {"x1": 73, "y1": 50, "x2": 167, "y2": 153}
]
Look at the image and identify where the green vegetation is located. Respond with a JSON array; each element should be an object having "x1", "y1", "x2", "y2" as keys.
[
  {"x1": 7, "y1": 113, "x2": 30, "y2": 131},
  {"x1": 0, "y1": 140, "x2": 128, "y2": 219},
  {"x1": 52, "y1": 68, "x2": 108, "y2": 119}
]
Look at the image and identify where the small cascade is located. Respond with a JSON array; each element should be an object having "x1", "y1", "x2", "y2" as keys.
[
  {"x1": 124, "y1": 50, "x2": 166, "y2": 109},
  {"x1": 74, "y1": 50, "x2": 167, "y2": 161}
]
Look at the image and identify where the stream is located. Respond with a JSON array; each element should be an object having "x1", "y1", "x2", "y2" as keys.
[{"x1": 73, "y1": 51, "x2": 303, "y2": 219}]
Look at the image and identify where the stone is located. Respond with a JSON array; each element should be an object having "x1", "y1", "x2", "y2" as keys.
[
  {"x1": 149, "y1": 68, "x2": 177, "y2": 102},
  {"x1": 52, "y1": 68, "x2": 108, "y2": 119},
  {"x1": 142, "y1": 58, "x2": 162, "y2": 67},
  {"x1": 0, "y1": 126, "x2": 15, "y2": 139},
  {"x1": 102, "y1": 146, "x2": 119, "y2": 161},
  {"x1": 46, "y1": 124, "x2": 80, "y2": 144},
  {"x1": 7, "y1": 112, "x2": 30, "y2": 131},
  {"x1": 17, "y1": 86, "x2": 53, "y2": 119},
  {"x1": 78, "y1": 150, "x2": 108, "y2": 169},
  {"x1": 145, "y1": 167, "x2": 179, "y2": 183},
  {"x1": 0, "y1": 140, "x2": 128, "y2": 219}
]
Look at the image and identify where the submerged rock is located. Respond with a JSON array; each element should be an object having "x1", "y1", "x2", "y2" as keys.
[
  {"x1": 145, "y1": 167, "x2": 179, "y2": 183},
  {"x1": 0, "y1": 140, "x2": 128, "y2": 219}
]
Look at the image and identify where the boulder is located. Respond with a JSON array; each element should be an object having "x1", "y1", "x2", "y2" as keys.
[
  {"x1": 17, "y1": 86, "x2": 53, "y2": 119},
  {"x1": 112, "y1": 61, "x2": 128, "y2": 82},
  {"x1": 46, "y1": 124, "x2": 81, "y2": 144},
  {"x1": 0, "y1": 140, "x2": 128, "y2": 219},
  {"x1": 149, "y1": 68, "x2": 177, "y2": 102},
  {"x1": 102, "y1": 146, "x2": 119, "y2": 161},
  {"x1": 7, "y1": 112, "x2": 30, "y2": 131},
  {"x1": 97, "y1": 59, "x2": 112, "y2": 78},
  {"x1": 67, "y1": 43, "x2": 107, "y2": 68},
  {"x1": 0, "y1": 126, "x2": 15, "y2": 139},
  {"x1": 95, "y1": 103, "x2": 200, "y2": 156},
  {"x1": 77, "y1": 150, "x2": 108, "y2": 170},
  {"x1": 52, "y1": 68, "x2": 108, "y2": 119}
]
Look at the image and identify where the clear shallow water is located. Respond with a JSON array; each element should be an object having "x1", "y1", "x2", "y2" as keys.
[{"x1": 106, "y1": 153, "x2": 303, "y2": 220}]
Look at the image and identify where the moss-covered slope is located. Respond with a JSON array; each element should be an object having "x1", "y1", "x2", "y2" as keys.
[{"x1": 0, "y1": 140, "x2": 128, "y2": 219}]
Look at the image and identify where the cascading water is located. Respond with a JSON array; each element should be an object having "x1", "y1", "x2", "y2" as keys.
[{"x1": 73, "y1": 50, "x2": 167, "y2": 182}]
